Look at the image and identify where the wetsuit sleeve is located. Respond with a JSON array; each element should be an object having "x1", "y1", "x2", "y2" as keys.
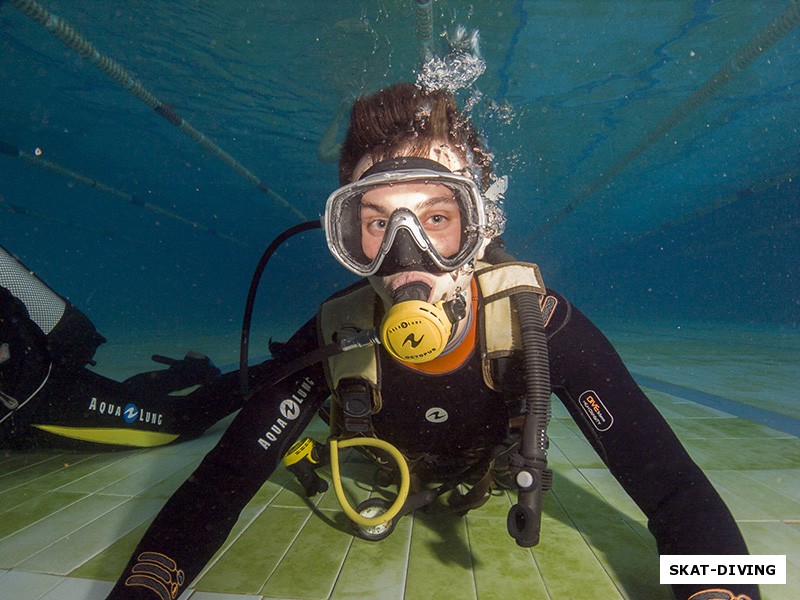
[
  {"x1": 106, "y1": 318, "x2": 329, "y2": 600},
  {"x1": 543, "y1": 289, "x2": 759, "y2": 600}
]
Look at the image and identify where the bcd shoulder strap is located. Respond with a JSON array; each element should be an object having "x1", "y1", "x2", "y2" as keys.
[{"x1": 474, "y1": 260, "x2": 546, "y2": 390}]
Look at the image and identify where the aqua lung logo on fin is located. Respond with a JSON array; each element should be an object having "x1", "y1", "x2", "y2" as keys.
[
  {"x1": 578, "y1": 390, "x2": 613, "y2": 431},
  {"x1": 86, "y1": 398, "x2": 164, "y2": 425},
  {"x1": 123, "y1": 403, "x2": 138, "y2": 423},
  {"x1": 403, "y1": 333, "x2": 424, "y2": 348}
]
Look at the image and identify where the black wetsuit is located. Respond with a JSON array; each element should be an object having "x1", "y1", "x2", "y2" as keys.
[{"x1": 108, "y1": 285, "x2": 758, "y2": 600}]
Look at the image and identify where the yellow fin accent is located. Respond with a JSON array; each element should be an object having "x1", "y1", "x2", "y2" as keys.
[{"x1": 32, "y1": 424, "x2": 179, "y2": 447}]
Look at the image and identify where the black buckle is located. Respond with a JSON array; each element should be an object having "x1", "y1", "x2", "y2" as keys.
[{"x1": 337, "y1": 378, "x2": 373, "y2": 433}]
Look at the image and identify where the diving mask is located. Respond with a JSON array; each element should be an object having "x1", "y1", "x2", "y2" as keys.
[{"x1": 323, "y1": 157, "x2": 489, "y2": 277}]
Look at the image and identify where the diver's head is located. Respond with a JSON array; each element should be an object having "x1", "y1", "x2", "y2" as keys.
[
  {"x1": 329, "y1": 82, "x2": 506, "y2": 278},
  {"x1": 324, "y1": 82, "x2": 506, "y2": 362}
]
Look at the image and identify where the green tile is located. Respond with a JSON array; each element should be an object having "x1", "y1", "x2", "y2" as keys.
[
  {"x1": 251, "y1": 469, "x2": 295, "y2": 505},
  {"x1": 577, "y1": 468, "x2": 647, "y2": 522},
  {"x1": 70, "y1": 520, "x2": 154, "y2": 581},
  {"x1": 578, "y1": 515, "x2": 665, "y2": 598},
  {"x1": 737, "y1": 521, "x2": 800, "y2": 600},
  {"x1": 92, "y1": 454, "x2": 200, "y2": 497},
  {"x1": 0, "y1": 453, "x2": 96, "y2": 492},
  {"x1": 53, "y1": 454, "x2": 146, "y2": 495},
  {"x1": 545, "y1": 470, "x2": 668, "y2": 597},
  {"x1": 532, "y1": 517, "x2": 623, "y2": 599},
  {"x1": 195, "y1": 505, "x2": 310, "y2": 594},
  {"x1": 744, "y1": 468, "x2": 800, "y2": 501},
  {"x1": 707, "y1": 470, "x2": 800, "y2": 521},
  {"x1": 405, "y1": 511, "x2": 477, "y2": 599},
  {"x1": 544, "y1": 417, "x2": 578, "y2": 440},
  {"x1": 466, "y1": 515, "x2": 548, "y2": 599},
  {"x1": 549, "y1": 469, "x2": 627, "y2": 527},
  {"x1": 0, "y1": 570, "x2": 63, "y2": 599},
  {"x1": 0, "y1": 484, "x2": 55, "y2": 518},
  {"x1": 0, "y1": 451, "x2": 68, "y2": 475},
  {"x1": 670, "y1": 417, "x2": 789, "y2": 440},
  {"x1": 0, "y1": 488, "x2": 87, "y2": 539},
  {"x1": 550, "y1": 400, "x2": 570, "y2": 418},
  {"x1": 656, "y1": 401, "x2": 731, "y2": 419},
  {"x1": 0, "y1": 493, "x2": 128, "y2": 568},
  {"x1": 549, "y1": 437, "x2": 605, "y2": 469},
  {"x1": 19, "y1": 496, "x2": 164, "y2": 575},
  {"x1": 261, "y1": 512, "x2": 353, "y2": 599},
  {"x1": 24, "y1": 453, "x2": 143, "y2": 492},
  {"x1": 472, "y1": 486, "x2": 513, "y2": 519},
  {"x1": 133, "y1": 463, "x2": 198, "y2": 499},
  {"x1": 682, "y1": 436, "x2": 800, "y2": 470},
  {"x1": 330, "y1": 519, "x2": 412, "y2": 600}
]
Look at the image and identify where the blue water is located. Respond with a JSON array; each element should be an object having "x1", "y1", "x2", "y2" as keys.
[{"x1": 1, "y1": 0, "x2": 798, "y2": 343}]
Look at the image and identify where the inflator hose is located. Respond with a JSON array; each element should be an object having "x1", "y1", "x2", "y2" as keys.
[
  {"x1": 239, "y1": 220, "x2": 322, "y2": 396},
  {"x1": 483, "y1": 240, "x2": 551, "y2": 547}
]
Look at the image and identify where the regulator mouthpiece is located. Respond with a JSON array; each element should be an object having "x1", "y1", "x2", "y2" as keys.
[{"x1": 380, "y1": 283, "x2": 456, "y2": 364}]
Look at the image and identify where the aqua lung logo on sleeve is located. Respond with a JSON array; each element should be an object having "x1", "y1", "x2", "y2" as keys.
[
  {"x1": 257, "y1": 376, "x2": 315, "y2": 450},
  {"x1": 578, "y1": 390, "x2": 613, "y2": 431},
  {"x1": 87, "y1": 398, "x2": 163, "y2": 425}
]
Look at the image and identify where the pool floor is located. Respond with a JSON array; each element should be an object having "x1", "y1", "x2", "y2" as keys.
[{"x1": 0, "y1": 323, "x2": 797, "y2": 599}]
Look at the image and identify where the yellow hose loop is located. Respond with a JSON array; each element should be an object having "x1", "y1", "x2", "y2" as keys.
[{"x1": 329, "y1": 437, "x2": 410, "y2": 527}]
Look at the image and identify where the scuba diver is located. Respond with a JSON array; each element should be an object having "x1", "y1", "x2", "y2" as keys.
[
  {"x1": 0, "y1": 244, "x2": 240, "y2": 449},
  {"x1": 108, "y1": 83, "x2": 758, "y2": 600}
]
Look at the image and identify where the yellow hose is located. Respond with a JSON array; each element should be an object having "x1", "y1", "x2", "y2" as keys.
[{"x1": 329, "y1": 437, "x2": 410, "y2": 527}]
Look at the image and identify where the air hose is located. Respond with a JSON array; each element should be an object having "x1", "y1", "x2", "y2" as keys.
[
  {"x1": 330, "y1": 437, "x2": 411, "y2": 527},
  {"x1": 484, "y1": 240, "x2": 551, "y2": 547}
]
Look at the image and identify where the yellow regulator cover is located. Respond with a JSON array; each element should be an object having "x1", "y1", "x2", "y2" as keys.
[{"x1": 380, "y1": 300, "x2": 452, "y2": 363}]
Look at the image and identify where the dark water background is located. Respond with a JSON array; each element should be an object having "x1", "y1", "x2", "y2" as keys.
[{"x1": 1, "y1": 1, "x2": 798, "y2": 345}]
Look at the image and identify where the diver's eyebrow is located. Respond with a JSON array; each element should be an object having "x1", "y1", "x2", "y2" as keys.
[
  {"x1": 359, "y1": 199, "x2": 390, "y2": 214},
  {"x1": 416, "y1": 195, "x2": 459, "y2": 210}
]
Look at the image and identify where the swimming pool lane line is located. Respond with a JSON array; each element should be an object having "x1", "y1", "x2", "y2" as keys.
[
  {"x1": 0, "y1": 139, "x2": 251, "y2": 248},
  {"x1": 632, "y1": 372, "x2": 800, "y2": 438},
  {"x1": 8, "y1": 0, "x2": 306, "y2": 221},
  {"x1": 532, "y1": 0, "x2": 800, "y2": 242},
  {"x1": 414, "y1": 0, "x2": 434, "y2": 66}
]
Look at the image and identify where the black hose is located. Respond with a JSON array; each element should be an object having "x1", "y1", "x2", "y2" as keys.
[
  {"x1": 483, "y1": 240, "x2": 551, "y2": 547},
  {"x1": 239, "y1": 220, "x2": 322, "y2": 396}
]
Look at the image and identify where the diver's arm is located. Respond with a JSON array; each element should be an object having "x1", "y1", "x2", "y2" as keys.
[
  {"x1": 106, "y1": 320, "x2": 328, "y2": 600},
  {"x1": 543, "y1": 289, "x2": 759, "y2": 600}
]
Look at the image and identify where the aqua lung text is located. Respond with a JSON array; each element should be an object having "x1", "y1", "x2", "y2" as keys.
[{"x1": 257, "y1": 377, "x2": 315, "y2": 450}]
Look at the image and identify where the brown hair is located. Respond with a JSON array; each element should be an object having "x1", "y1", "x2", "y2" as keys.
[{"x1": 338, "y1": 82, "x2": 491, "y2": 187}]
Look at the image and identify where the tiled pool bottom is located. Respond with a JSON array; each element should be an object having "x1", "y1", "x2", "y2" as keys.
[{"x1": 0, "y1": 323, "x2": 797, "y2": 599}]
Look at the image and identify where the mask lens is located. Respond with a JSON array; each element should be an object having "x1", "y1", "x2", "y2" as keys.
[{"x1": 324, "y1": 170, "x2": 485, "y2": 276}]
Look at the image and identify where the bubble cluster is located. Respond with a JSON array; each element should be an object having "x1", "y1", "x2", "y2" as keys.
[{"x1": 416, "y1": 26, "x2": 486, "y2": 94}]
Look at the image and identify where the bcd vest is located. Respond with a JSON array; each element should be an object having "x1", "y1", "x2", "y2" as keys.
[{"x1": 317, "y1": 261, "x2": 547, "y2": 437}]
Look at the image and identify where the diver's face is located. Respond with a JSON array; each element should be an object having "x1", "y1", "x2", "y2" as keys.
[{"x1": 359, "y1": 182, "x2": 463, "y2": 261}]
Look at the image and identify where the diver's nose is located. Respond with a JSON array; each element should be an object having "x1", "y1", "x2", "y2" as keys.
[
  {"x1": 377, "y1": 227, "x2": 429, "y2": 275},
  {"x1": 393, "y1": 228, "x2": 426, "y2": 268}
]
